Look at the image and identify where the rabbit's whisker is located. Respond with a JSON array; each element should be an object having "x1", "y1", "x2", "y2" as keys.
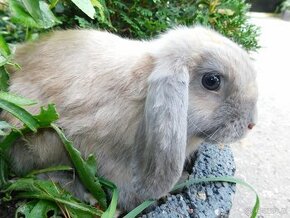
[
  {"x1": 207, "y1": 127, "x2": 224, "y2": 145},
  {"x1": 226, "y1": 122, "x2": 240, "y2": 139}
]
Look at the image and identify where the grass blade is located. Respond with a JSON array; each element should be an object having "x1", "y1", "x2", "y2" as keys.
[
  {"x1": 4, "y1": 178, "x2": 103, "y2": 217},
  {"x1": 123, "y1": 200, "x2": 155, "y2": 218},
  {"x1": 0, "y1": 35, "x2": 11, "y2": 57},
  {"x1": 0, "y1": 66, "x2": 9, "y2": 91},
  {"x1": 16, "y1": 192, "x2": 103, "y2": 216},
  {"x1": 26, "y1": 165, "x2": 73, "y2": 177},
  {"x1": 0, "y1": 151, "x2": 9, "y2": 188},
  {"x1": 99, "y1": 177, "x2": 119, "y2": 218},
  {"x1": 0, "y1": 91, "x2": 37, "y2": 106},
  {"x1": 0, "y1": 99, "x2": 39, "y2": 132}
]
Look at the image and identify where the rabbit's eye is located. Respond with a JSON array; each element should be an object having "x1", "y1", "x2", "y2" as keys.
[{"x1": 202, "y1": 73, "x2": 221, "y2": 91}]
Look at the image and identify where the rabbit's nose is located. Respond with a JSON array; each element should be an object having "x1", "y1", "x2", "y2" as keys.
[{"x1": 248, "y1": 123, "x2": 255, "y2": 130}]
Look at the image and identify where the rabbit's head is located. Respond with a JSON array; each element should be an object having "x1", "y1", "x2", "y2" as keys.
[{"x1": 148, "y1": 26, "x2": 258, "y2": 145}]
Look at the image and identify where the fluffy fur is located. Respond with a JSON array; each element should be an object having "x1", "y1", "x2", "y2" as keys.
[{"x1": 1, "y1": 26, "x2": 258, "y2": 211}]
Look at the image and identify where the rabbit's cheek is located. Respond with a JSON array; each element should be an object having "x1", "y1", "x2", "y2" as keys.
[
  {"x1": 201, "y1": 120, "x2": 247, "y2": 144},
  {"x1": 186, "y1": 97, "x2": 257, "y2": 144}
]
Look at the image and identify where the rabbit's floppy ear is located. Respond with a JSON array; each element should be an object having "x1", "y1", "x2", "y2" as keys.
[
  {"x1": 145, "y1": 63, "x2": 189, "y2": 152},
  {"x1": 130, "y1": 60, "x2": 190, "y2": 204},
  {"x1": 140, "y1": 61, "x2": 189, "y2": 188}
]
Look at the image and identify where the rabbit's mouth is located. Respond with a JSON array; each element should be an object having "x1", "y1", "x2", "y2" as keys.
[{"x1": 197, "y1": 122, "x2": 249, "y2": 144}]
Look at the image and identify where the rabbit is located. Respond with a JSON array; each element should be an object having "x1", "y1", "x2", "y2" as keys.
[{"x1": 1, "y1": 26, "x2": 258, "y2": 212}]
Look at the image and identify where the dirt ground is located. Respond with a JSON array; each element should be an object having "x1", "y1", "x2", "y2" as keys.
[{"x1": 230, "y1": 14, "x2": 290, "y2": 218}]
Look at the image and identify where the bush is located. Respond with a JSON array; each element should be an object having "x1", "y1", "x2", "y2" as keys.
[
  {"x1": 278, "y1": 0, "x2": 290, "y2": 12},
  {"x1": 0, "y1": 0, "x2": 259, "y2": 51}
]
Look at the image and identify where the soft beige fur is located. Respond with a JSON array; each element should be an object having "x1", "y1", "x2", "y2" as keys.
[{"x1": 2, "y1": 26, "x2": 257, "y2": 211}]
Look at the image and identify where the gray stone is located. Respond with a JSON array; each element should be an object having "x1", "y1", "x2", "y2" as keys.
[{"x1": 142, "y1": 143, "x2": 236, "y2": 218}]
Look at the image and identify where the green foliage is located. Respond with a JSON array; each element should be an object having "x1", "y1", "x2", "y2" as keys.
[
  {"x1": 279, "y1": 0, "x2": 290, "y2": 12},
  {"x1": 0, "y1": 91, "x2": 36, "y2": 106},
  {"x1": 4, "y1": 178, "x2": 103, "y2": 217},
  {"x1": 9, "y1": 0, "x2": 60, "y2": 29},
  {"x1": 1, "y1": 0, "x2": 259, "y2": 51},
  {"x1": 70, "y1": 0, "x2": 96, "y2": 19},
  {"x1": 52, "y1": 124, "x2": 108, "y2": 210},
  {"x1": 0, "y1": 100, "x2": 118, "y2": 217},
  {"x1": 96, "y1": 0, "x2": 260, "y2": 51},
  {"x1": 15, "y1": 200, "x2": 59, "y2": 217},
  {"x1": 0, "y1": 35, "x2": 10, "y2": 91}
]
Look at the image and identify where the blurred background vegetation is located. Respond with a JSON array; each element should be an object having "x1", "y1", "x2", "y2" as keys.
[{"x1": 0, "y1": 0, "x2": 260, "y2": 51}]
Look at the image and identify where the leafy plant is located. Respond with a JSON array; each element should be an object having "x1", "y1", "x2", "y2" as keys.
[
  {"x1": 99, "y1": 0, "x2": 260, "y2": 51},
  {"x1": 279, "y1": 0, "x2": 290, "y2": 12},
  {"x1": 1, "y1": 0, "x2": 259, "y2": 51},
  {"x1": 0, "y1": 94, "x2": 118, "y2": 217}
]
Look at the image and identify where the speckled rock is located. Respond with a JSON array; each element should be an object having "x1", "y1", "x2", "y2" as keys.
[{"x1": 142, "y1": 143, "x2": 236, "y2": 218}]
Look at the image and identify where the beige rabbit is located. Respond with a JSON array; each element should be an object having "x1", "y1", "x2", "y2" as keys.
[{"x1": 1, "y1": 26, "x2": 258, "y2": 211}]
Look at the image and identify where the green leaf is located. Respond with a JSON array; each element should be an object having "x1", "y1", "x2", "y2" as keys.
[
  {"x1": 0, "y1": 35, "x2": 11, "y2": 57},
  {"x1": 0, "y1": 55, "x2": 7, "y2": 67},
  {"x1": 51, "y1": 124, "x2": 107, "y2": 209},
  {"x1": 0, "y1": 130, "x2": 9, "y2": 136},
  {"x1": 17, "y1": 191, "x2": 102, "y2": 216},
  {"x1": 0, "y1": 91, "x2": 37, "y2": 106},
  {"x1": 4, "y1": 177, "x2": 103, "y2": 216},
  {"x1": 0, "y1": 121, "x2": 13, "y2": 136},
  {"x1": 0, "y1": 129, "x2": 22, "y2": 151},
  {"x1": 16, "y1": 200, "x2": 39, "y2": 216},
  {"x1": 0, "y1": 99, "x2": 39, "y2": 132},
  {"x1": 9, "y1": 0, "x2": 41, "y2": 28},
  {"x1": 91, "y1": 0, "x2": 105, "y2": 21},
  {"x1": 26, "y1": 165, "x2": 73, "y2": 177},
  {"x1": 68, "y1": 207, "x2": 95, "y2": 218},
  {"x1": 34, "y1": 104, "x2": 59, "y2": 126},
  {"x1": 71, "y1": 0, "x2": 96, "y2": 19},
  {"x1": 29, "y1": 200, "x2": 58, "y2": 218},
  {"x1": 0, "y1": 121, "x2": 12, "y2": 130},
  {"x1": 0, "y1": 66, "x2": 9, "y2": 92},
  {"x1": 0, "y1": 104, "x2": 59, "y2": 151},
  {"x1": 100, "y1": 178, "x2": 119, "y2": 218},
  {"x1": 16, "y1": 199, "x2": 59, "y2": 218},
  {"x1": 85, "y1": 154, "x2": 97, "y2": 176},
  {"x1": 38, "y1": 1, "x2": 61, "y2": 29},
  {"x1": 0, "y1": 150, "x2": 9, "y2": 188},
  {"x1": 22, "y1": 0, "x2": 42, "y2": 20},
  {"x1": 49, "y1": 0, "x2": 60, "y2": 9},
  {"x1": 9, "y1": 0, "x2": 60, "y2": 29}
]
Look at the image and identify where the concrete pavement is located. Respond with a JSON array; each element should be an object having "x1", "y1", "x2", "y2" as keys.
[{"x1": 230, "y1": 13, "x2": 290, "y2": 218}]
